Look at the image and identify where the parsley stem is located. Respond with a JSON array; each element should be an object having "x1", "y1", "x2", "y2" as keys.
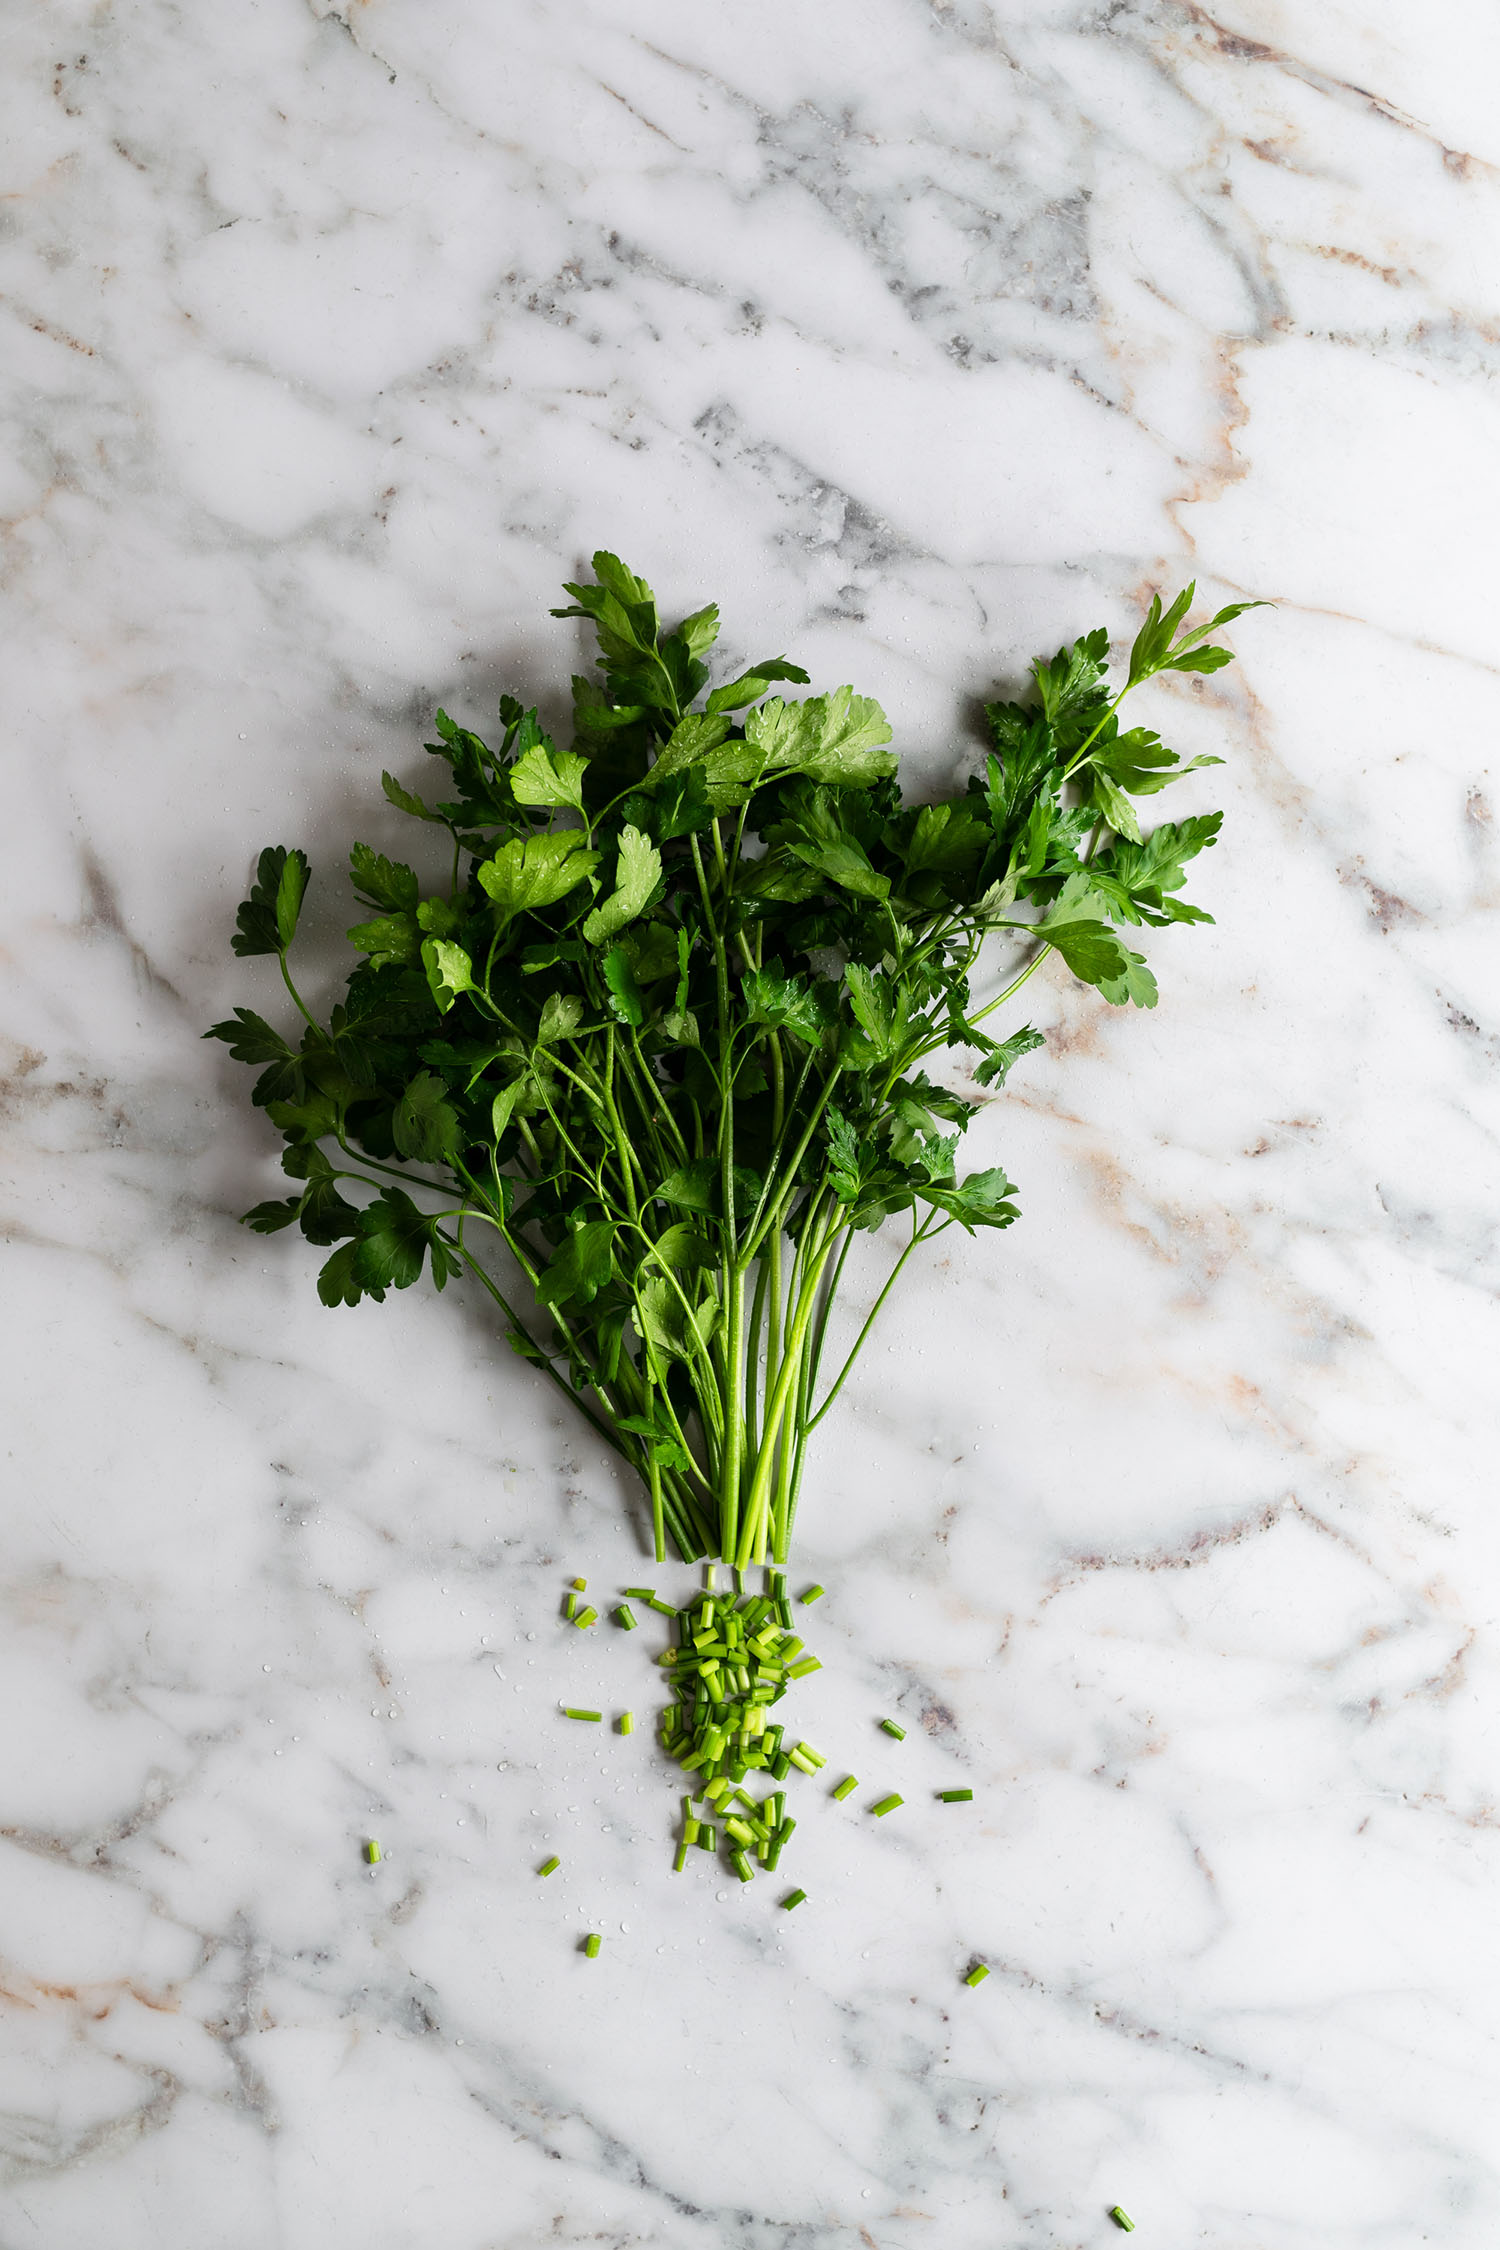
[{"x1": 276, "y1": 949, "x2": 320, "y2": 1034}]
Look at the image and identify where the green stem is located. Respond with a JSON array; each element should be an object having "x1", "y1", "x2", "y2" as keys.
[{"x1": 277, "y1": 951, "x2": 320, "y2": 1034}]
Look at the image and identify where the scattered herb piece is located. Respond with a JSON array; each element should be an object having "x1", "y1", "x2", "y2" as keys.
[
  {"x1": 880, "y1": 1719, "x2": 906, "y2": 1740},
  {"x1": 800, "y1": 1585, "x2": 825, "y2": 1605},
  {"x1": 939, "y1": 1788, "x2": 973, "y2": 1803},
  {"x1": 562, "y1": 1707, "x2": 602, "y2": 1722},
  {"x1": 1109, "y1": 2210, "x2": 1135, "y2": 2233},
  {"x1": 538, "y1": 1855, "x2": 560, "y2": 1877},
  {"x1": 964, "y1": 1962, "x2": 989, "y2": 1988},
  {"x1": 832, "y1": 1774, "x2": 858, "y2": 1800},
  {"x1": 573, "y1": 1605, "x2": 598, "y2": 1629},
  {"x1": 871, "y1": 1793, "x2": 903, "y2": 1817},
  {"x1": 363, "y1": 1839, "x2": 382, "y2": 1865},
  {"x1": 618, "y1": 1710, "x2": 634, "y2": 1734},
  {"x1": 616, "y1": 1603, "x2": 638, "y2": 1630},
  {"x1": 572, "y1": 1576, "x2": 587, "y2": 1591},
  {"x1": 584, "y1": 1933, "x2": 602, "y2": 1958},
  {"x1": 780, "y1": 1888, "x2": 807, "y2": 1910}
]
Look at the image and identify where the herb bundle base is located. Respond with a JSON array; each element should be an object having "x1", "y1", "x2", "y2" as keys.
[{"x1": 211, "y1": 554, "x2": 1254, "y2": 1876}]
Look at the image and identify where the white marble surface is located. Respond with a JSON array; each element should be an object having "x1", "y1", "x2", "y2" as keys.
[{"x1": 4, "y1": 1, "x2": 1500, "y2": 2243}]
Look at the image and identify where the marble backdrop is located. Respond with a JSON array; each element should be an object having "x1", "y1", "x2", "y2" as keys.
[{"x1": 4, "y1": 1, "x2": 1499, "y2": 2244}]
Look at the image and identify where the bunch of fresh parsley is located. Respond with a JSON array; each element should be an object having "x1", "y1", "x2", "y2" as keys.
[{"x1": 210, "y1": 557, "x2": 1253, "y2": 1569}]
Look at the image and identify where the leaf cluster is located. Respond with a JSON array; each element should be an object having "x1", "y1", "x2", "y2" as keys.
[{"x1": 208, "y1": 556, "x2": 1255, "y2": 1565}]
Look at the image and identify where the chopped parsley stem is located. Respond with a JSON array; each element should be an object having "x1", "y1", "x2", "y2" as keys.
[
  {"x1": 939, "y1": 1788, "x2": 973, "y2": 1802},
  {"x1": 799, "y1": 1584, "x2": 824, "y2": 1604},
  {"x1": 616, "y1": 1603, "x2": 638, "y2": 1630},
  {"x1": 871, "y1": 1793, "x2": 903, "y2": 1817},
  {"x1": 880, "y1": 1720, "x2": 906, "y2": 1740},
  {"x1": 618, "y1": 1711, "x2": 634, "y2": 1734},
  {"x1": 573, "y1": 1606, "x2": 598, "y2": 1629},
  {"x1": 538, "y1": 1856, "x2": 560, "y2": 1877},
  {"x1": 780, "y1": 1889, "x2": 807, "y2": 1910},
  {"x1": 364, "y1": 1839, "x2": 382, "y2": 1864},
  {"x1": 833, "y1": 1774, "x2": 858, "y2": 1800},
  {"x1": 562, "y1": 1708, "x2": 602, "y2": 1722},
  {"x1": 1109, "y1": 2211, "x2": 1134, "y2": 2233},
  {"x1": 584, "y1": 1933, "x2": 602, "y2": 1958},
  {"x1": 964, "y1": 1962, "x2": 989, "y2": 1987}
]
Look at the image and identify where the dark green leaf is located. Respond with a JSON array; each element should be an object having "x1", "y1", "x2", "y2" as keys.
[
  {"x1": 704, "y1": 657, "x2": 811, "y2": 715},
  {"x1": 347, "y1": 912, "x2": 422, "y2": 965},
  {"x1": 536, "y1": 1220, "x2": 616, "y2": 1309},
  {"x1": 348, "y1": 1186, "x2": 459, "y2": 1295},
  {"x1": 844, "y1": 963, "x2": 900, "y2": 1056},
  {"x1": 349, "y1": 845, "x2": 419, "y2": 912},
  {"x1": 231, "y1": 847, "x2": 309, "y2": 958},
  {"x1": 382, "y1": 771, "x2": 440, "y2": 822},
  {"x1": 656, "y1": 1160, "x2": 719, "y2": 1214},
  {"x1": 903, "y1": 799, "x2": 989, "y2": 877},
  {"x1": 205, "y1": 1007, "x2": 292, "y2": 1068},
  {"x1": 972, "y1": 1024, "x2": 1045, "y2": 1089},
  {"x1": 742, "y1": 966, "x2": 835, "y2": 1046},
  {"x1": 602, "y1": 946, "x2": 645, "y2": 1027},
  {"x1": 243, "y1": 1196, "x2": 302, "y2": 1234},
  {"x1": 317, "y1": 1240, "x2": 373, "y2": 1307},
  {"x1": 919, "y1": 1166, "x2": 1021, "y2": 1232},
  {"x1": 392, "y1": 1071, "x2": 461, "y2": 1161},
  {"x1": 676, "y1": 603, "x2": 721, "y2": 659},
  {"x1": 632, "y1": 1276, "x2": 719, "y2": 1361},
  {"x1": 1030, "y1": 628, "x2": 1108, "y2": 730}
]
